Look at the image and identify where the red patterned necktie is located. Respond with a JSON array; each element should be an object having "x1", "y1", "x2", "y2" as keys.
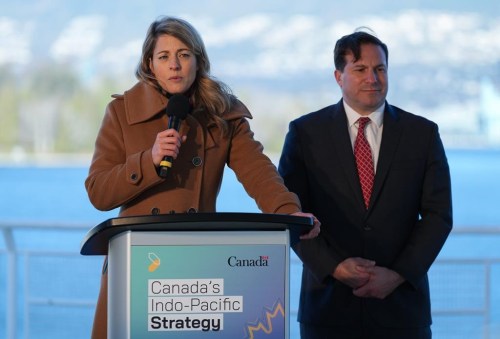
[{"x1": 354, "y1": 117, "x2": 374, "y2": 209}]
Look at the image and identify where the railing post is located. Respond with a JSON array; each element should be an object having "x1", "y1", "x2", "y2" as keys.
[
  {"x1": 484, "y1": 262, "x2": 491, "y2": 339},
  {"x1": 2, "y1": 227, "x2": 17, "y2": 339}
]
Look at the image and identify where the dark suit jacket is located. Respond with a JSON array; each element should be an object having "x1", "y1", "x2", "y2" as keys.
[{"x1": 279, "y1": 100, "x2": 452, "y2": 329}]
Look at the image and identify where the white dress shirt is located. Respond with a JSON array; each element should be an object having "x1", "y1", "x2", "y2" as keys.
[{"x1": 343, "y1": 102, "x2": 384, "y2": 173}]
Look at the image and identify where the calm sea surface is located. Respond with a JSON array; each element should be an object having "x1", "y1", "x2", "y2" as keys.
[
  {"x1": 0, "y1": 148, "x2": 499, "y2": 259},
  {"x1": 1, "y1": 149, "x2": 499, "y2": 225}
]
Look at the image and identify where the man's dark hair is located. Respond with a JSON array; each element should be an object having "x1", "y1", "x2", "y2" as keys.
[{"x1": 334, "y1": 31, "x2": 388, "y2": 71}]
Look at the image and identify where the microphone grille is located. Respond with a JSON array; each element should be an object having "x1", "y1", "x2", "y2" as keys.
[{"x1": 166, "y1": 94, "x2": 190, "y2": 119}]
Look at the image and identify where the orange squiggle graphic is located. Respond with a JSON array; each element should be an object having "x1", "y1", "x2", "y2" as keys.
[
  {"x1": 246, "y1": 301, "x2": 285, "y2": 338},
  {"x1": 148, "y1": 252, "x2": 160, "y2": 272}
]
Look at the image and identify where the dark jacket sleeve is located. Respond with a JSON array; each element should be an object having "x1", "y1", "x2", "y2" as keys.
[
  {"x1": 279, "y1": 120, "x2": 341, "y2": 281},
  {"x1": 390, "y1": 122, "x2": 453, "y2": 287}
]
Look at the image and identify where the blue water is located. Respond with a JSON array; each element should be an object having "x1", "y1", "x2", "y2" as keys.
[
  {"x1": 1, "y1": 149, "x2": 499, "y2": 226},
  {"x1": 1, "y1": 148, "x2": 500, "y2": 338}
]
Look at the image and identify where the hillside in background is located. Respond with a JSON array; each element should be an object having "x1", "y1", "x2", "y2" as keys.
[{"x1": 1, "y1": 0, "x2": 499, "y2": 159}]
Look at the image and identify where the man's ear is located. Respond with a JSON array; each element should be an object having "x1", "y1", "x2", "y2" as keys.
[{"x1": 334, "y1": 69, "x2": 342, "y2": 87}]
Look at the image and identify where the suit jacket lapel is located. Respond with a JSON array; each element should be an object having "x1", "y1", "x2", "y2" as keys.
[
  {"x1": 329, "y1": 101, "x2": 366, "y2": 208},
  {"x1": 369, "y1": 104, "x2": 402, "y2": 209}
]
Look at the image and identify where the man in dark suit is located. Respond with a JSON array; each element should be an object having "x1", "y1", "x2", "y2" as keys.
[{"x1": 279, "y1": 31, "x2": 452, "y2": 338}]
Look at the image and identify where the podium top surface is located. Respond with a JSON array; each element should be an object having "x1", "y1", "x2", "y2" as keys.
[{"x1": 80, "y1": 212, "x2": 312, "y2": 255}]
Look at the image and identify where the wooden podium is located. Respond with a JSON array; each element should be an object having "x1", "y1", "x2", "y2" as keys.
[{"x1": 80, "y1": 213, "x2": 312, "y2": 339}]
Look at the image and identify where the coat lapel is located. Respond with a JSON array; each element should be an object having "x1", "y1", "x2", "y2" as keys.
[
  {"x1": 369, "y1": 104, "x2": 402, "y2": 209},
  {"x1": 329, "y1": 101, "x2": 403, "y2": 211},
  {"x1": 123, "y1": 82, "x2": 167, "y2": 125},
  {"x1": 329, "y1": 101, "x2": 367, "y2": 208}
]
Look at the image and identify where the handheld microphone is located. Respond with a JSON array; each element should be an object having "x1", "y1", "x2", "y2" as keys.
[{"x1": 158, "y1": 94, "x2": 190, "y2": 178}]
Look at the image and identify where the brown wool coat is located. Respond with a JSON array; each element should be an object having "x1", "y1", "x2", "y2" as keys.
[{"x1": 85, "y1": 81, "x2": 301, "y2": 338}]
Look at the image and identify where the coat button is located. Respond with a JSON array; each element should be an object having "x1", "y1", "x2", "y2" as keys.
[
  {"x1": 363, "y1": 225, "x2": 372, "y2": 231},
  {"x1": 187, "y1": 207, "x2": 198, "y2": 213},
  {"x1": 192, "y1": 156, "x2": 203, "y2": 167},
  {"x1": 151, "y1": 207, "x2": 160, "y2": 215}
]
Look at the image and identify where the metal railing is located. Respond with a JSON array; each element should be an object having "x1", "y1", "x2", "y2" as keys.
[
  {"x1": 1, "y1": 222, "x2": 500, "y2": 339},
  {"x1": 0, "y1": 221, "x2": 99, "y2": 339}
]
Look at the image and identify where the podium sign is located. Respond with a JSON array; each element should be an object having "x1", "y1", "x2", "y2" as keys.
[
  {"x1": 116, "y1": 231, "x2": 288, "y2": 338},
  {"x1": 80, "y1": 213, "x2": 311, "y2": 339}
]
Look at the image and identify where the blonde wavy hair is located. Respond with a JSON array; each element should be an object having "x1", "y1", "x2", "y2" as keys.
[{"x1": 136, "y1": 16, "x2": 235, "y2": 133}]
